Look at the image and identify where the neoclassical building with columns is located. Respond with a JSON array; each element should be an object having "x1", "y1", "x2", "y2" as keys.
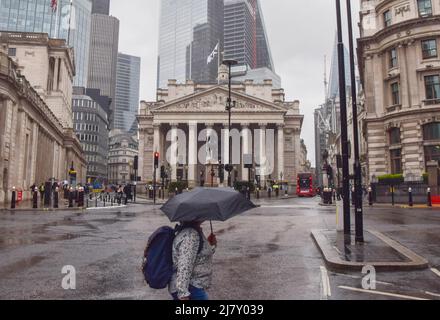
[{"x1": 137, "y1": 77, "x2": 304, "y2": 190}]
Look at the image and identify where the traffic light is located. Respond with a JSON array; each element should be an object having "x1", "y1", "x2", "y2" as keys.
[
  {"x1": 154, "y1": 152, "x2": 159, "y2": 168},
  {"x1": 134, "y1": 156, "x2": 139, "y2": 170}
]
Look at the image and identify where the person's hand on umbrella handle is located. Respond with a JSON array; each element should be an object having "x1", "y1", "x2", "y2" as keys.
[{"x1": 208, "y1": 233, "x2": 217, "y2": 247}]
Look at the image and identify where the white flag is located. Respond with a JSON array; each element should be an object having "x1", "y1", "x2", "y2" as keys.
[{"x1": 207, "y1": 43, "x2": 219, "y2": 65}]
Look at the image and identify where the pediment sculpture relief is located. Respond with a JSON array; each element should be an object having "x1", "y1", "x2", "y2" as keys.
[{"x1": 154, "y1": 92, "x2": 283, "y2": 113}]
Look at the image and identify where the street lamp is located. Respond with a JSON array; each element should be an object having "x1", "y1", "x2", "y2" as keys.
[
  {"x1": 346, "y1": 0, "x2": 364, "y2": 243},
  {"x1": 335, "y1": 0, "x2": 351, "y2": 244},
  {"x1": 223, "y1": 59, "x2": 238, "y2": 187}
]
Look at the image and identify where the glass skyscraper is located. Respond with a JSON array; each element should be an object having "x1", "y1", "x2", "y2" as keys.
[
  {"x1": 157, "y1": 0, "x2": 224, "y2": 89},
  {"x1": 224, "y1": 0, "x2": 274, "y2": 71},
  {"x1": 115, "y1": 53, "x2": 141, "y2": 134},
  {"x1": 0, "y1": 0, "x2": 92, "y2": 87}
]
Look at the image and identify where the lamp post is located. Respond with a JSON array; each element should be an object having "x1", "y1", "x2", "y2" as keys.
[
  {"x1": 346, "y1": 0, "x2": 364, "y2": 243},
  {"x1": 223, "y1": 59, "x2": 238, "y2": 187},
  {"x1": 335, "y1": 0, "x2": 351, "y2": 243}
]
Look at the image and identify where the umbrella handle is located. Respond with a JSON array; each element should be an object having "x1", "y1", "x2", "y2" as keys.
[{"x1": 210, "y1": 220, "x2": 214, "y2": 234}]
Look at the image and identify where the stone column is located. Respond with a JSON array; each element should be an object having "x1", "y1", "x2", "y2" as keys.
[
  {"x1": 188, "y1": 121, "x2": 198, "y2": 188},
  {"x1": 223, "y1": 123, "x2": 230, "y2": 186},
  {"x1": 153, "y1": 123, "x2": 161, "y2": 181},
  {"x1": 241, "y1": 123, "x2": 251, "y2": 181},
  {"x1": 258, "y1": 123, "x2": 267, "y2": 188},
  {"x1": 170, "y1": 123, "x2": 178, "y2": 181},
  {"x1": 277, "y1": 124, "x2": 285, "y2": 182}
]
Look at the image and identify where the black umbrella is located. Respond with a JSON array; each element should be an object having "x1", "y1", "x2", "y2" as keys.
[{"x1": 160, "y1": 187, "x2": 257, "y2": 223}]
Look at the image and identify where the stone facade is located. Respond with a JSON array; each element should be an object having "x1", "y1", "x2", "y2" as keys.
[
  {"x1": 1, "y1": 32, "x2": 75, "y2": 129},
  {"x1": 137, "y1": 78, "x2": 304, "y2": 190},
  {"x1": 108, "y1": 130, "x2": 139, "y2": 185},
  {"x1": 0, "y1": 48, "x2": 85, "y2": 204},
  {"x1": 358, "y1": 0, "x2": 440, "y2": 182}
]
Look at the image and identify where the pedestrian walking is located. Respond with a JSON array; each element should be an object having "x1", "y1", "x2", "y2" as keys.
[
  {"x1": 169, "y1": 221, "x2": 217, "y2": 300},
  {"x1": 39, "y1": 183, "x2": 45, "y2": 203}
]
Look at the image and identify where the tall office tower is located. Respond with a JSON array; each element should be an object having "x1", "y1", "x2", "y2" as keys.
[
  {"x1": 114, "y1": 53, "x2": 141, "y2": 134},
  {"x1": 0, "y1": 0, "x2": 92, "y2": 87},
  {"x1": 224, "y1": 0, "x2": 274, "y2": 71},
  {"x1": 157, "y1": 0, "x2": 224, "y2": 89},
  {"x1": 87, "y1": 1, "x2": 119, "y2": 128},
  {"x1": 91, "y1": 0, "x2": 110, "y2": 15}
]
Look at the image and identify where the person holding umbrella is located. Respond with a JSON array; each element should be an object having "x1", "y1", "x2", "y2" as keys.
[
  {"x1": 160, "y1": 188, "x2": 256, "y2": 300},
  {"x1": 168, "y1": 221, "x2": 217, "y2": 300}
]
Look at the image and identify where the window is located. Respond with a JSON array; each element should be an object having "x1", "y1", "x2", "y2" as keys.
[
  {"x1": 384, "y1": 10, "x2": 392, "y2": 27},
  {"x1": 424, "y1": 145, "x2": 440, "y2": 166},
  {"x1": 390, "y1": 149, "x2": 402, "y2": 174},
  {"x1": 422, "y1": 39, "x2": 437, "y2": 59},
  {"x1": 8, "y1": 48, "x2": 16, "y2": 57},
  {"x1": 423, "y1": 122, "x2": 440, "y2": 140},
  {"x1": 391, "y1": 82, "x2": 400, "y2": 105},
  {"x1": 390, "y1": 48, "x2": 398, "y2": 68},
  {"x1": 425, "y1": 75, "x2": 440, "y2": 100},
  {"x1": 389, "y1": 128, "x2": 401, "y2": 144},
  {"x1": 418, "y1": 0, "x2": 432, "y2": 16}
]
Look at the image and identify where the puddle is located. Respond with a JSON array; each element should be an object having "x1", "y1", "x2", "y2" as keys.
[{"x1": 0, "y1": 256, "x2": 46, "y2": 277}]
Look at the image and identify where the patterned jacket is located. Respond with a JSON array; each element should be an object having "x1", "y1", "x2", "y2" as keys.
[{"x1": 168, "y1": 228, "x2": 215, "y2": 299}]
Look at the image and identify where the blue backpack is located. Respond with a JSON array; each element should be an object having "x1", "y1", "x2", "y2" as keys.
[{"x1": 142, "y1": 225, "x2": 204, "y2": 289}]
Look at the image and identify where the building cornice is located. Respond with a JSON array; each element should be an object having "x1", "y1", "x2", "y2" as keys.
[
  {"x1": 364, "y1": 106, "x2": 440, "y2": 123},
  {"x1": 358, "y1": 15, "x2": 440, "y2": 46}
]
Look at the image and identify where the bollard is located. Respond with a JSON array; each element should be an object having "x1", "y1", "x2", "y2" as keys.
[
  {"x1": 256, "y1": 188, "x2": 260, "y2": 199},
  {"x1": 268, "y1": 188, "x2": 272, "y2": 199},
  {"x1": 408, "y1": 187, "x2": 413, "y2": 207},
  {"x1": 103, "y1": 196, "x2": 106, "y2": 207},
  {"x1": 275, "y1": 188, "x2": 279, "y2": 197},
  {"x1": 68, "y1": 188, "x2": 73, "y2": 208},
  {"x1": 95, "y1": 195, "x2": 98, "y2": 208},
  {"x1": 391, "y1": 186, "x2": 395, "y2": 206},
  {"x1": 33, "y1": 188, "x2": 38, "y2": 209},
  {"x1": 11, "y1": 187, "x2": 16, "y2": 209},
  {"x1": 54, "y1": 187, "x2": 59, "y2": 208},
  {"x1": 247, "y1": 187, "x2": 251, "y2": 201},
  {"x1": 351, "y1": 188, "x2": 355, "y2": 206},
  {"x1": 427, "y1": 188, "x2": 432, "y2": 207},
  {"x1": 368, "y1": 186, "x2": 373, "y2": 206},
  {"x1": 111, "y1": 197, "x2": 114, "y2": 206}
]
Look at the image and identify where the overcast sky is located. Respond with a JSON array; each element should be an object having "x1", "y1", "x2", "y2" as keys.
[{"x1": 110, "y1": 0, "x2": 361, "y2": 166}]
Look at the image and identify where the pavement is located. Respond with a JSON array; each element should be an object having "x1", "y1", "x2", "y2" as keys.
[{"x1": 0, "y1": 197, "x2": 439, "y2": 300}]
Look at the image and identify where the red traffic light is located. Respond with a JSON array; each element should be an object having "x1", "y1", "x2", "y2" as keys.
[{"x1": 154, "y1": 152, "x2": 160, "y2": 158}]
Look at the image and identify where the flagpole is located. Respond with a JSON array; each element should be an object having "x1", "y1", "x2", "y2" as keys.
[
  {"x1": 217, "y1": 40, "x2": 220, "y2": 84},
  {"x1": 67, "y1": 0, "x2": 73, "y2": 46},
  {"x1": 54, "y1": 1, "x2": 59, "y2": 38}
]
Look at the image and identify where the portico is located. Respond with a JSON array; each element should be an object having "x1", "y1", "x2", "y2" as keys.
[{"x1": 138, "y1": 81, "x2": 303, "y2": 190}]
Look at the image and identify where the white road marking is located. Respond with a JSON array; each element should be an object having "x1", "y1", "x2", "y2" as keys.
[
  {"x1": 425, "y1": 291, "x2": 440, "y2": 298},
  {"x1": 338, "y1": 286, "x2": 429, "y2": 300},
  {"x1": 332, "y1": 273, "x2": 392, "y2": 286},
  {"x1": 320, "y1": 266, "x2": 332, "y2": 299},
  {"x1": 431, "y1": 268, "x2": 440, "y2": 278},
  {"x1": 86, "y1": 205, "x2": 126, "y2": 210}
]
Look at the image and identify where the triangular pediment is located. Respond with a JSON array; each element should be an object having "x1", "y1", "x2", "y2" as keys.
[{"x1": 152, "y1": 86, "x2": 286, "y2": 114}]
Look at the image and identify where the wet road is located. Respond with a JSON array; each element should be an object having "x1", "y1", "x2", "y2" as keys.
[{"x1": 0, "y1": 197, "x2": 439, "y2": 300}]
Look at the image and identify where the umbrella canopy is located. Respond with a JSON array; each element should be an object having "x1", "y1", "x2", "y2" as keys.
[{"x1": 160, "y1": 188, "x2": 257, "y2": 222}]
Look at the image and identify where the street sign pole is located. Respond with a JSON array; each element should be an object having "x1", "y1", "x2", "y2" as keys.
[
  {"x1": 336, "y1": 0, "x2": 351, "y2": 243},
  {"x1": 346, "y1": 0, "x2": 364, "y2": 243}
]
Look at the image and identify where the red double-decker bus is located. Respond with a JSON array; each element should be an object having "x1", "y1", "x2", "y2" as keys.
[{"x1": 296, "y1": 173, "x2": 316, "y2": 197}]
